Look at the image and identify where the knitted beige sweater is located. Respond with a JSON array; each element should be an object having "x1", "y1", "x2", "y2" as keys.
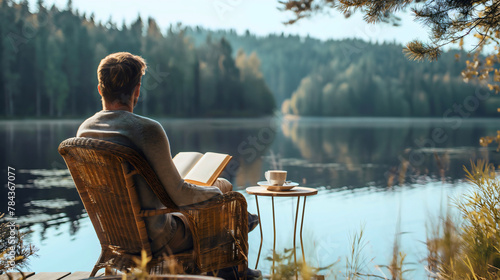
[{"x1": 77, "y1": 110, "x2": 222, "y2": 252}]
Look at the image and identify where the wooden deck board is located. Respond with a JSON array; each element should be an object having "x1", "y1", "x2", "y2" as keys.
[
  {"x1": 0, "y1": 272, "x2": 35, "y2": 280},
  {"x1": 59, "y1": 272, "x2": 103, "y2": 280},
  {"x1": 27, "y1": 272, "x2": 71, "y2": 280},
  {"x1": 58, "y1": 272, "x2": 93, "y2": 280},
  {"x1": 0, "y1": 272, "x2": 106, "y2": 280}
]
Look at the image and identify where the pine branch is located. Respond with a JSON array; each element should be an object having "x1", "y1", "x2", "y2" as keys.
[{"x1": 404, "y1": 41, "x2": 442, "y2": 61}]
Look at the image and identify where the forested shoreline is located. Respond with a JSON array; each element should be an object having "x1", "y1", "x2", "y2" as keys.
[
  {"x1": 1, "y1": 0, "x2": 498, "y2": 119},
  {"x1": 0, "y1": 0, "x2": 275, "y2": 118},
  {"x1": 187, "y1": 28, "x2": 499, "y2": 117}
]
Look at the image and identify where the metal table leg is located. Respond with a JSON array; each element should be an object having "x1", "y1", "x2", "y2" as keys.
[
  {"x1": 254, "y1": 195, "x2": 263, "y2": 269},
  {"x1": 253, "y1": 194, "x2": 309, "y2": 277},
  {"x1": 293, "y1": 197, "x2": 301, "y2": 279},
  {"x1": 300, "y1": 197, "x2": 307, "y2": 264},
  {"x1": 272, "y1": 196, "x2": 276, "y2": 274}
]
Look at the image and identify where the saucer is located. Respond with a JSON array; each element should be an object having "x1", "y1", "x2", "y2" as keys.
[{"x1": 257, "y1": 181, "x2": 299, "y2": 191}]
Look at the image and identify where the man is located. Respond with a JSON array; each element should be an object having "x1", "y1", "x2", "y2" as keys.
[{"x1": 77, "y1": 52, "x2": 259, "y2": 278}]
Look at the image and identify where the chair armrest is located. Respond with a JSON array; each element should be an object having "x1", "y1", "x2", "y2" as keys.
[
  {"x1": 139, "y1": 208, "x2": 177, "y2": 218},
  {"x1": 139, "y1": 192, "x2": 249, "y2": 271},
  {"x1": 179, "y1": 191, "x2": 247, "y2": 210},
  {"x1": 139, "y1": 192, "x2": 247, "y2": 217},
  {"x1": 178, "y1": 191, "x2": 249, "y2": 271}
]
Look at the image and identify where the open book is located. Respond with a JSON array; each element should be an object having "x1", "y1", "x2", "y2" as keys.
[{"x1": 173, "y1": 152, "x2": 232, "y2": 186}]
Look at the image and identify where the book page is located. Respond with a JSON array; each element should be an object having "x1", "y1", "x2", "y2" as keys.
[
  {"x1": 184, "y1": 152, "x2": 231, "y2": 186},
  {"x1": 173, "y1": 152, "x2": 204, "y2": 178}
]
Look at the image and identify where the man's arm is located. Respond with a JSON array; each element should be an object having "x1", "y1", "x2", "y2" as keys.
[{"x1": 138, "y1": 120, "x2": 223, "y2": 207}]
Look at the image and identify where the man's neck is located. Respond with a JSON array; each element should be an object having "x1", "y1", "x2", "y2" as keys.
[{"x1": 102, "y1": 101, "x2": 133, "y2": 112}]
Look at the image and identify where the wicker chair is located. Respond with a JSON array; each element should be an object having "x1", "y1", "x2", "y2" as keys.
[{"x1": 58, "y1": 137, "x2": 248, "y2": 277}]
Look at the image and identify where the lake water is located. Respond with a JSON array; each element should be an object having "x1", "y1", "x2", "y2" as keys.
[{"x1": 1, "y1": 117, "x2": 500, "y2": 278}]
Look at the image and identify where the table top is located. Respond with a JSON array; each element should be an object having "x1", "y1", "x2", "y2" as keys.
[{"x1": 246, "y1": 186, "x2": 318, "y2": 197}]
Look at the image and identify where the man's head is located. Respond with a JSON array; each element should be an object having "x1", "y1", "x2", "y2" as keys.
[{"x1": 97, "y1": 52, "x2": 147, "y2": 110}]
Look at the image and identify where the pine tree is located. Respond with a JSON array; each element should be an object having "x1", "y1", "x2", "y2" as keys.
[{"x1": 280, "y1": 0, "x2": 500, "y2": 90}]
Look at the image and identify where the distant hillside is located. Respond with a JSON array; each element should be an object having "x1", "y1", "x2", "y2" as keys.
[
  {"x1": 185, "y1": 27, "x2": 498, "y2": 117},
  {"x1": 0, "y1": 2, "x2": 274, "y2": 118},
  {"x1": 1, "y1": 0, "x2": 497, "y2": 118}
]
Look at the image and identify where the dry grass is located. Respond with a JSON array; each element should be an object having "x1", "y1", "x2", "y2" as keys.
[
  {"x1": 7, "y1": 158, "x2": 500, "y2": 280},
  {"x1": 0, "y1": 213, "x2": 37, "y2": 275},
  {"x1": 425, "y1": 160, "x2": 500, "y2": 280}
]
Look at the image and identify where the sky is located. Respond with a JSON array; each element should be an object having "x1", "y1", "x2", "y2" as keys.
[{"x1": 28, "y1": 0, "x2": 435, "y2": 46}]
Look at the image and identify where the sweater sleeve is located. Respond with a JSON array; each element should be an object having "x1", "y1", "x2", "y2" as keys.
[{"x1": 138, "y1": 120, "x2": 222, "y2": 207}]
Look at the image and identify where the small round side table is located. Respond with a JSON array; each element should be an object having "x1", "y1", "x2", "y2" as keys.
[{"x1": 246, "y1": 186, "x2": 318, "y2": 275}]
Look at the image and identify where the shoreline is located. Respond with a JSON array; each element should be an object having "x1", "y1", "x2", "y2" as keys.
[{"x1": 1, "y1": 115, "x2": 499, "y2": 123}]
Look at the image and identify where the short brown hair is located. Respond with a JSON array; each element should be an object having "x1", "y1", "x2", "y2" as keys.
[{"x1": 97, "y1": 52, "x2": 147, "y2": 105}]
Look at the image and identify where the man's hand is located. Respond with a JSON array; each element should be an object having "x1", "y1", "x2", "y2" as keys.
[{"x1": 213, "y1": 178, "x2": 233, "y2": 194}]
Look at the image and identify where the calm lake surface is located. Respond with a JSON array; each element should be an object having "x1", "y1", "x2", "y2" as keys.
[{"x1": 2, "y1": 117, "x2": 500, "y2": 278}]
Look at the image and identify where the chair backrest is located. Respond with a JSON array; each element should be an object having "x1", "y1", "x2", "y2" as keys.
[{"x1": 58, "y1": 137, "x2": 178, "y2": 255}]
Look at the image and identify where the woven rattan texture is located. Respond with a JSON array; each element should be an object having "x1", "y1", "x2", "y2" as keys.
[{"x1": 59, "y1": 137, "x2": 248, "y2": 277}]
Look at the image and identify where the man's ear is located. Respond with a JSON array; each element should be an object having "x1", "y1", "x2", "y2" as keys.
[
  {"x1": 134, "y1": 83, "x2": 141, "y2": 99},
  {"x1": 97, "y1": 84, "x2": 103, "y2": 97}
]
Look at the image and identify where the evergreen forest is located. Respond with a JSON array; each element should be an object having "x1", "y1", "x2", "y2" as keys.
[
  {"x1": 187, "y1": 28, "x2": 499, "y2": 117},
  {"x1": 0, "y1": 0, "x2": 275, "y2": 118},
  {"x1": 1, "y1": 0, "x2": 498, "y2": 119}
]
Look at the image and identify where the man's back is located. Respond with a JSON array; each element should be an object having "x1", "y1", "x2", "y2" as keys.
[{"x1": 77, "y1": 110, "x2": 222, "y2": 253}]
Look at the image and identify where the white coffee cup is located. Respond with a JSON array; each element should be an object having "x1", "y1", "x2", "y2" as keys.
[{"x1": 265, "y1": 170, "x2": 287, "y2": 186}]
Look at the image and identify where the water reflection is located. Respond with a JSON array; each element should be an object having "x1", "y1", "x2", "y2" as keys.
[
  {"x1": 1, "y1": 120, "x2": 85, "y2": 245},
  {"x1": 0, "y1": 118, "x2": 280, "y2": 236},
  {"x1": 277, "y1": 118, "x2": 499, "y2": 189},
  {"x1": 2, "y1": 118, "x2": 499, "y2": 231},
  {"x1": 1, "y1": 117, "x2": 499, "y2": 273},
  {"x1": 159, "y1": 118, "x2": 278, "y2": 186}
]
